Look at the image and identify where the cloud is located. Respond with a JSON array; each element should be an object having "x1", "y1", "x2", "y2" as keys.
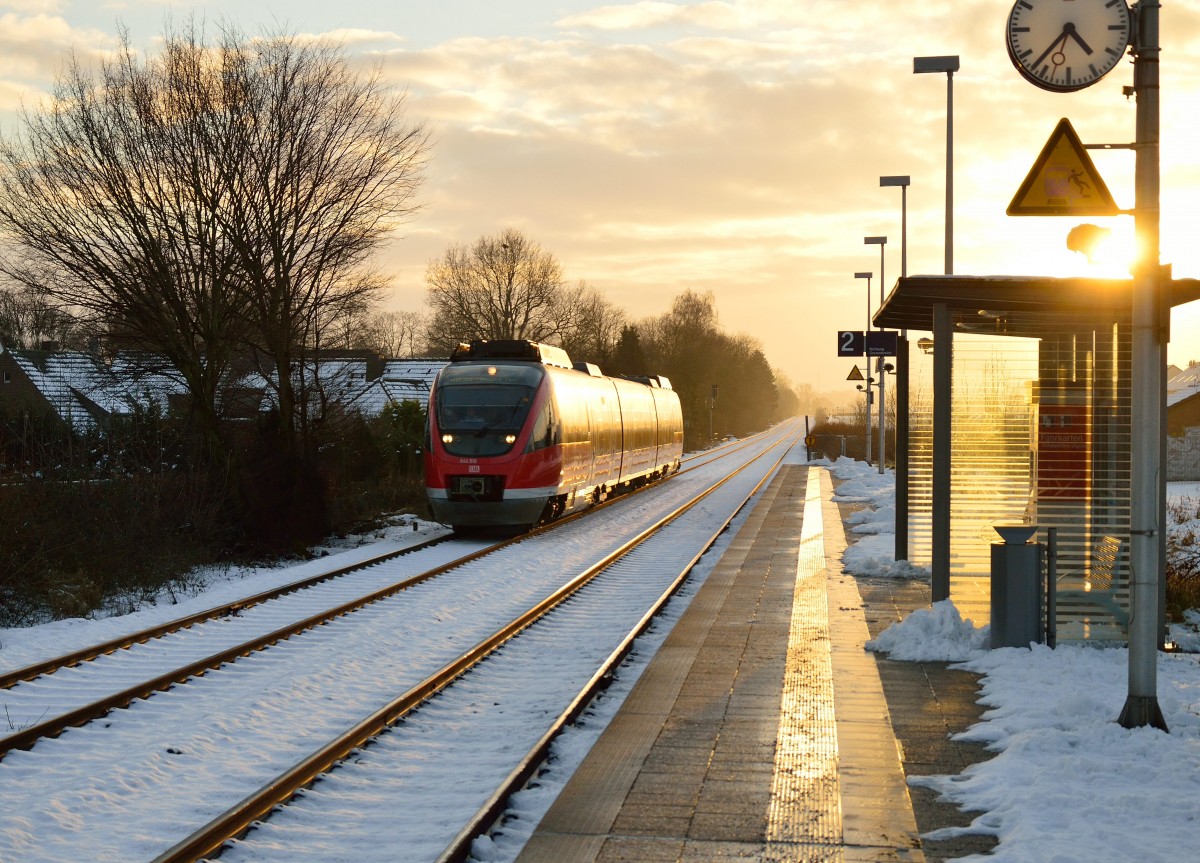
[
  {"x1": 0, "y1": 13, "x2": 116, "y2": 111},
  {"x1": 0, "y1": 1, "x2": 63, "y2": 12},
  {"x1": 7, "y1": 0, "x2": 1199, "y2": 389},
  {"x1": 556, "y1": 2, "x2": 748, "y2": 33},
  {"x1": 300, "y1": 27, "x2": 408, "y2": 52}
]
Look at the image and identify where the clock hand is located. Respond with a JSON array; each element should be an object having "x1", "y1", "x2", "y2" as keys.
[
  {"x1": 1031, "y1": 27, "x2": 1070, "y2": 69},
  {"x1": 1063, "y1": 22, "x2": 1094, "y2": 55}
]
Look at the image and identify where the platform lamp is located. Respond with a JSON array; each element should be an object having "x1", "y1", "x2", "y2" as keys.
[
  {"x1": 864, "y1": 237, "x2": 887, "y2": 475},
  {"x1": 879, "y1": 177, "x2": 909, "y2": 277},
  {"x1": 913, "y1": 55, "x2": 959, "y2": 275},
  {"x1": 855, "y1": 271, "x2": 873, "y2": 465},
  {"x1": 880, "y1": 176, "x2": 911, "y2": 558}
]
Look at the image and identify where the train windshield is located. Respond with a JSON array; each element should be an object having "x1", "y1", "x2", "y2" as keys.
[{"x1": 435, "y1": 362, "x2": 544, "y2": 456}]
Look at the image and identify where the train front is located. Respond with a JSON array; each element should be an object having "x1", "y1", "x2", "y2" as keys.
[{"x1": 424, "y1": 358, "x2": 558, "y2": 529}]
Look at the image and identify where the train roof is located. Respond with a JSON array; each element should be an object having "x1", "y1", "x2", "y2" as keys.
[
  {"x1": 447, "y1": 340, "x2": 673, "y2": 390},
  {"x1": 449, "y1": 339, "x2": 573, "y2": 369}
]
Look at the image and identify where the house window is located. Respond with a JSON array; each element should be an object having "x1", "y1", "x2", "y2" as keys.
[{"x1": 2, "y1": 371, "x2": 10, "y2": 383}]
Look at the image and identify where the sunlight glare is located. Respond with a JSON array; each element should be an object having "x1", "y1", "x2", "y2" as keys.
[{"x1": 1068, "y1": 221, "x2": 1137, "y2": 278}]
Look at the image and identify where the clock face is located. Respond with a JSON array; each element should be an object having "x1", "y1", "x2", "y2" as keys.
[{"x1": 1007, "y1": 0, "x2": 1132, "y2": 92}]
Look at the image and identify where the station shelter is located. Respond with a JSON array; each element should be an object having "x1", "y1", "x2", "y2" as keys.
[{"x1": 874, "y1": 274, "x2": 1200, "y2": 642}]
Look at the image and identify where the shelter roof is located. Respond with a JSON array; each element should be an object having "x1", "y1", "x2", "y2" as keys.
[{"x1": 874, "y1": 274, "x2": 1200, "y2": 334}]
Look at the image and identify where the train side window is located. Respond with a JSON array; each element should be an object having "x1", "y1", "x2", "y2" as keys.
[{"x1": 526, "y1": 400, "x2": 555, "y2": 451}]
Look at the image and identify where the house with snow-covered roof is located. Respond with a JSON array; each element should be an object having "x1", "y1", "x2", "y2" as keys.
[
  {"x1": 1167, "y1": 361, "x2": 1200, "y2": 480},
  {"x1": 0, "y1": 346, "x2": 139, "y2": 432},
  {"x1": 1, "y1": 344, "x2": 447, "y2": 435}
]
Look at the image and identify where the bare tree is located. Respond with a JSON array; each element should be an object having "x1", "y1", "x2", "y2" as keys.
[
  {"x1": 0, "y1": 22, "x2": 429, "y2": 473},
  {"x1": 219, "y1": 32, "x2": 429, "y2": 448},
  {"x1": 0, "y1": 282, "x2": 83, "y2": 350},
  {"x1": 354, "y1": 309, "x2": 429, "y2": 357},
  {"x1": 0, "y1": 25, "x2": 252, "y2": 467},
  {"x1": 556, "y1": 280, "x2": 626, "y2": 368},
  {"x1": 423, "y1": 228, "x2": 566, "y2": 353}
]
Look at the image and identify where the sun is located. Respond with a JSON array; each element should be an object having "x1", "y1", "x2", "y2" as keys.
[{"x1": 1069, "y1": 222, "x2": 1139, "y2": 277}]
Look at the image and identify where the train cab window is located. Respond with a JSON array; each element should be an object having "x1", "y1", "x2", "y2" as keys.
[
  {"x1": 434, "y1": 363, "x2": 544, "y2": 457},
  {"x1": 525, "y1": 399, "x2": 557, "y2": 452}
]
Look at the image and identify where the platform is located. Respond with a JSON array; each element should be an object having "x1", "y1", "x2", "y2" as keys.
[{"x1": 515, "y1": 464, "x2": 956, "y2": 862}]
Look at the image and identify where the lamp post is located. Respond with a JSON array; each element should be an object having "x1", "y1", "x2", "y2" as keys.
[
  {"x1": 880, "y1": 175, "x2": 911, "y2": 560},
  {"x1": 879, "y1": 177, "x2": 909, "y2": 277},
  {"x1": 855, "y1": 271, "x2": 873, "y2": 465},
  {"x1": 913, "y1": 55, "x2": 959, "y2": 275},
  {"x1": 914, "y1": 54, "x2": 957, "y2": 603},
  {"x1": 1122, "y1": 0, "x2": 1166, "y2": 731},
  {"x1": 709, "y1": 383, "x2": 718, "y2": 442},
  {"x1": 865, "y1": 236, "x2": 887, "y2": 475}
]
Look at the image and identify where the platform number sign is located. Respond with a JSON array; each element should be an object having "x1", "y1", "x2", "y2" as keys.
[{"x1": 838, "y1": 330, "x2": 865, "y2": 357}]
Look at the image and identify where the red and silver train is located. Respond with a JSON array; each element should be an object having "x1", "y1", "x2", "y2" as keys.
[{"x1": 424, "y1": 339, "x2": 684, "y2": 530}]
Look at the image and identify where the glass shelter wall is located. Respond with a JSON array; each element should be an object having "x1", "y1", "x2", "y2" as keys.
[{"x1": 905, "y1": 319, "x2": 1132, "y2": 641}]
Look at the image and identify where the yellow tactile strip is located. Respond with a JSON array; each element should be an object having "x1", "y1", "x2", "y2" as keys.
[
  {"x1": 820, "y1": 468, "x2": 926, "y2": 862},
  {"x1": 764, "y1": 466, "x2": 843, "y2": 860},
  {"x1": 516, "y1": 465, "x2": 925, "y2": 862}
]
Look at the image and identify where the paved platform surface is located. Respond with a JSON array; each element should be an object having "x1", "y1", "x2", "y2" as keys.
[{"x1": 516, "y1": 464, "x2": 998, "y2": 862}]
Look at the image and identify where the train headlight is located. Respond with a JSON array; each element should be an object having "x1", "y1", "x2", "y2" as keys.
[
  {"x1": 504, "y1": 434, "x2": 517, "y2": 444},
  {"x1": 441, "y1": 433, "x2": 454, "y2": 444}
]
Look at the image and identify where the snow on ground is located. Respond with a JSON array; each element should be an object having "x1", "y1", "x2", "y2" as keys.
[
  {"x1": 829, "y1": 456, "x2": 1200, "y2": 863},
  {"x1": 4, "y1": 451, "x2": 1199, "y2": 862},
  {"x1": 0, "y1": 514, "x2": 451, "y2": 672},
  {"x1": 821, "y1": 458, "x2": 930, "y2": 579}
]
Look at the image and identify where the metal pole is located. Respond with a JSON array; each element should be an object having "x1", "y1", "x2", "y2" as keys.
[
  {"x1": 1047, "y1": 527, "x2": 1057, "y2": 650},
  {"x1": 897, "y1": 184, "x2": 909, "y2": 556},
  {"x1": 877, "y1": 359, "x2": 886, "y2": 473},
  {"x1": 932, "y1": 302, "x2": 952, "y2": 603},
  {"x1": 896, "y1": 334, "x2": 910, "y2": 561},
  {"x1": 865, "y1": 275, "x2": 872, "y2": 465},
  {"x1": 881, "y1": 176, "x2": 911, "y2": 561},
  {"x1": 864, "y1": 377, "x2": 873, "y2": 466},
  {"x1": 1120, "y1": 0, "x2": 1167, "y2": 731},
  {"x1": 865, "y1": 274, "x2": 872, "y2": 330},
  {"x1": 913, "y1": 57, "x2": 958, "y2": 275},
  {"x1": 877, "y1": 243, "x2": 886, "y2": 474},
  {"x1": 945, "y1": 68, "x2": 954, "y2": 275}
]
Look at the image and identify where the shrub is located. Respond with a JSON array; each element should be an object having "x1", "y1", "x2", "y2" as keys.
[{"x1": 1166, "y1": 496, "x2": 1200, "y2": 620}]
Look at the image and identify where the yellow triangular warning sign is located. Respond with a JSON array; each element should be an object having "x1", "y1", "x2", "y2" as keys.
[
  {"x1": 1008, "y1": 118, "x2": 1119, "y2": 216},
  {"x1": 846, "y1": 365, "x2": 864, "y2": 381}
]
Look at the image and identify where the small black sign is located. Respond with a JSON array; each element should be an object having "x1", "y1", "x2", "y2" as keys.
[
  {"x1": 866, "y1": 330, "x2": 899, "y2": 357},
  {"x1": 837, "y1": 330, "x2": 865, "y2": 357}
]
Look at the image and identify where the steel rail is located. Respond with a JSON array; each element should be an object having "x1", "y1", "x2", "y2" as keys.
[
  {"x1": 435, "y1": 428, "x2": 801, "y2": 863},
  {"x1": 0, "y1": 537, "x2": 504, "y2": 758},
  {"x1": 150, "y1": 428, "x2": 801, "y2": 863},
  {"x1": 0, "y1": 535, "x2": 450, "y2": 690},
  {"x1": 0, "y1": 438, "x2": 754, "y2": 757},
  {"x1": 0, "y1": 437, "x2": 746, "y2": 691}
]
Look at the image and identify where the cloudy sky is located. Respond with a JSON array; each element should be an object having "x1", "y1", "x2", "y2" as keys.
[{"x1": 2, "y1": 0, "x2": 1200, "y2": 396}]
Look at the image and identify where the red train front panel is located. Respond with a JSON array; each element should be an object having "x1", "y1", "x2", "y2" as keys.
[{"x1": 424, "y1": 360, "x2": 563, "y2": 528}]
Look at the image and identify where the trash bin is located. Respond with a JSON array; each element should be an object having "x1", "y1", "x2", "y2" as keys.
[{"x1": 990, "y1": 525, "x2": 1044, "y2": 649}]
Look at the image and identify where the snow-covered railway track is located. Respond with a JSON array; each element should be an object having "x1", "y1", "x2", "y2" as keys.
[
  {"x1": 0, "y1": 435, "x2": 755, "y2": 752},
  {"x1": 0, "y1": 536, "x2": 455, "y2": 689},
  {"x1": 0, "y1": 439, "x2": 748, "y2": 744},
  {"x1": 0, "y1": 536, "x2": 499, "y2": 757},
  {"x1": 158, "y1": 424, "x2": 802, "y2": 863},
  {"x1": 0, "y1": 422, "x2": 801, "y2": 863}
]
